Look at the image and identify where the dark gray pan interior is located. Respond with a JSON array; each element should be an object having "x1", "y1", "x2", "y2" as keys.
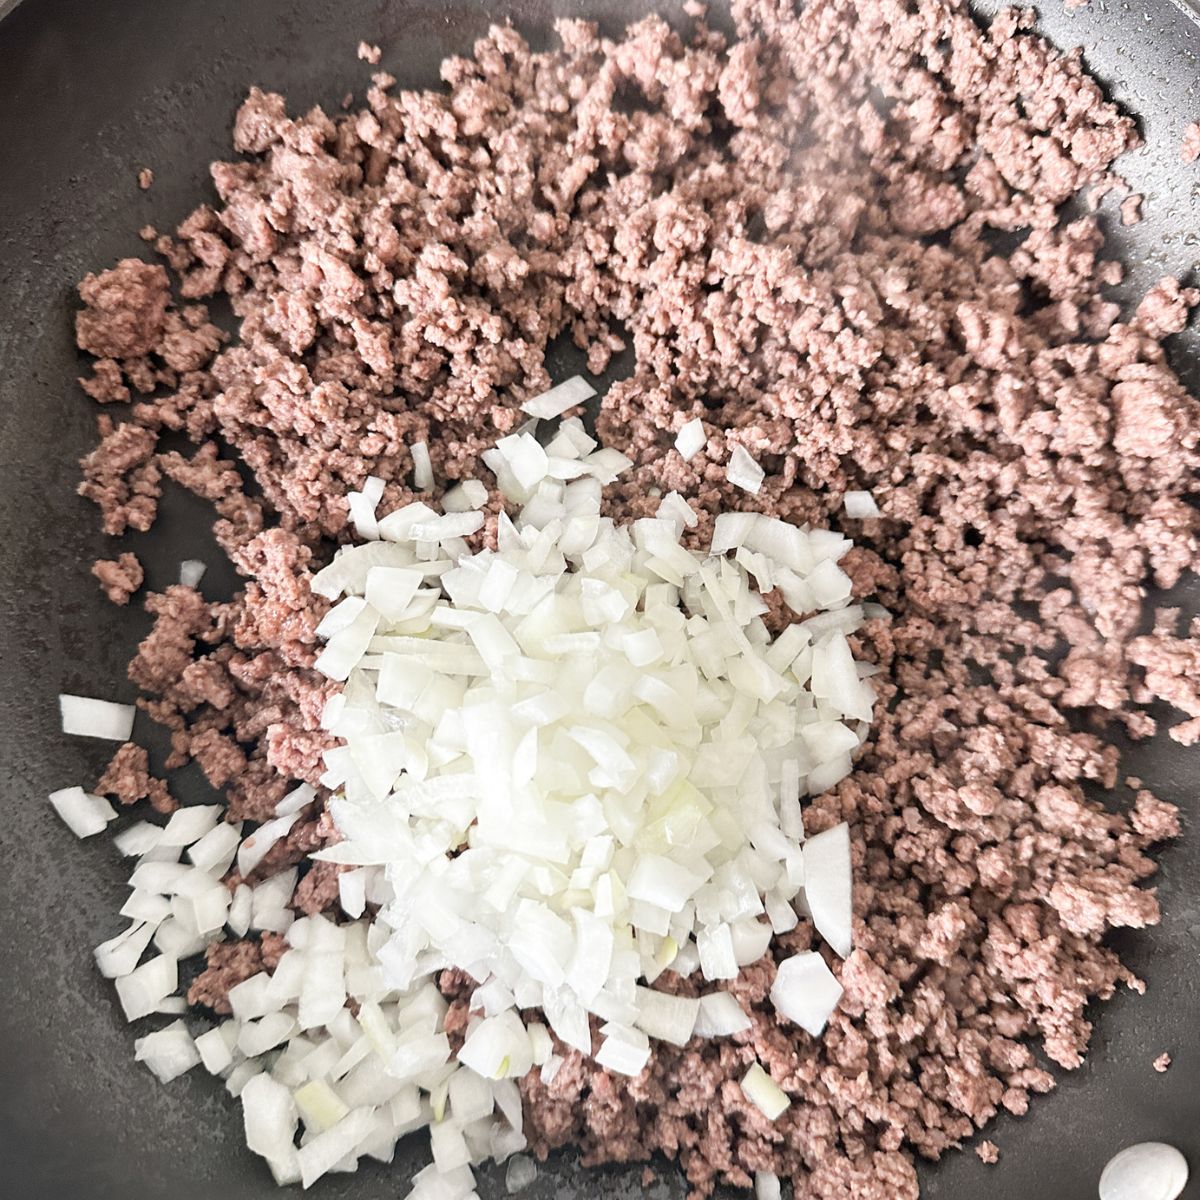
[{"x1": 0, "y1": 1, "x2": 1197, "y2": 1197}]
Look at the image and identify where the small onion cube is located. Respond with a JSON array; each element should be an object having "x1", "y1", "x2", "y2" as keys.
[
  {"x1": 112, "y1": 821, "x2": 163, "y2": 857},
  {"x1": 656, "y1": 490, "x2": 698, "y2": 531},
  {"x1": 458, "y1": 1012, "x2": 534, "y2": 1080},
  {"x1": 159, "y1": 804, "x2": 222, "y2": 847},
  {"x1": 179, "y1": 559, "x2": 207, "y2": 587},
  {"x1": 237, "y1": 811, "x2": 302, "y2": 877},
  {"x1": 227, "y1": 883, "x2": 253, "y2": 936},
  {"x1": 276, "y1": 783, "x2": 316, "y2": 817},
  {"x1": 770, "y1": 951, "x2": 844, "y2": 1036},
  {"x1": 526, "y1": 1023, "x2": 553, "y2": 1068},
  {"x1": 843, "y1": 490, "x2": 880, "y2": 519},
  {"x1": 299, "y1": 950, "x2": 346, "y2": 1030},
  {"x1": 49, "y1": 786, "x2": 116, "y2": 838},
  {"x1": 478, "y1": 557, "x2": 521, "y2": 613},
  {"x1": 693, "y1": 990, "x2": 752, "y2": 1037},
  {"x1": 582, "y1": 447, "x2": 633, "y2": 484},
  {"x1": 151, "y1": 917, "x2": 206, "y2": 960},
  {"x1": 295, "y1": 1080, "x2": 351, "y2": 1133},
  {"x1": 520, "y1": 375, "x2": 596, "y2": 420},
  {"x1": 566, "y1": 908, "x2": 614, "y2": 1003},
  {"x1": 595, "y1": 1026, "x2": 650, "y2": 1076},
  {"x1": 408, "y1": 511, "x2": 486, "y2": 542},
  {"x1": 740, "y1": 1063, "x2": 790, "y2": 1120},
  {"x1": 764, "y1": 889, "x2": 800, "y2": 935},
  {"x1": 411, "y1": 441, "x2": 434, "y2": 491},
  {"x1": 120, "y1": 890, "x2": 171, "y2": 925},
  {"x1": 114, "y1": 953, "x2": 178, "y2": 1021},
  {"x1": 314, "y1": 605, "x2": 379, "y2": 682},
  {"x1": 238, "y1": 1012, "x2": 299, "y2": 1058},
  {"x1": 711, "y1": 521, "x2": 758, "y2": 569},
  {"x1": 633, "y1": 986, "x2": 700, "y2": 1046},
  {"x1": 696, "y1": 923, "x2": 738, "y2": 981},
  {"x1": 626, "y1": 854, "x2": 705, "y2": 913},
  {"x1": 94, "y1": 921, "x2": 156, "y2": 979},
  {"x1": 134, "y1": 1020, "x2": 201, "y2": 1083},
  {"x1": 339, "y1": 869, "x2": 367, "y2": 919},
  {"x1": 408, "y1": 1163, "x2": 477, "y2": 1200},
  {"x1": 228, "y1": 972, "x2": 275, "y2": 1021},
  {"x1": 241, "y1": 1073, "x2": 301, "y2": 1184},
  {"x1": 348, "y1": 489, "x2": 381, "y2": 540},
  {"x1": 807, "y1": 559, "x2": 853, "y2": 609},
  {"x1": 497, "y1": 433, "x2": 549, "y2": 490},
  {"x1": 186, "y1": 884, "x2": 233, "y2": 935},
  {"x1": 755, "y1": 1171, "x2": 783, "y2": 1200},
  {"x1": 388, "y1": 1031, "x2": 451, "y2": 1082},
  {"x1": 430, "y1": 1119, "x2": 472, "y2": 1172},
  {"x1": 59, "y1": 694, "x2": 135, "y2": 741},
  {"x1": 442, "y1": 479, "x2": 489, "y2": 512},
  {"x1": 195, "y1": 1026, "x2": 235, "y2": 1075},
  {"x1": 674, "y1": 419, "x2": 706, "y2": 461},
  {"x1": 127, "y1": 860, "x2": 191, "y2": 894},
  {"x1": 802, "y1": 822, "x2": 853, "y2": 957},
  {"x1": 365, "y1": 567, "x2": 424, "y2": 623},
  {"x1": 187, "y1": 821, "x2": 242, "y2": 875},
  {"x1": 448, "y1": 1067, "x2": 495, "y2": 1124},
  {"x1": 315, "y1": 596, "x2": 367, "y2": 640},
  {"x1": 556, "y1": 417, "x2": 597, "y2": 458},
  {"x1": 726, "y1": 445, "x2": 765, "y2": 494}
]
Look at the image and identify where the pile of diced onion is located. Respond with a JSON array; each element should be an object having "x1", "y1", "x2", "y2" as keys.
[{"x1": 54, "y1": 382, "x2": 883, "y2": 1197}]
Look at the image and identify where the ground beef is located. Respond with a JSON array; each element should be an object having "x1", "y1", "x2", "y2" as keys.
[
  {"x1": 1129, "y1": 611, "x2": 1200, "y2": 745},
  {"x1": 95, "y1": 741, "x2": 175, "y2": 814},
  {"x1": 138, "y1": 167, "x2": 154, "y2": 190},
  {"x1": 1182, "y1": 121, "x2": 1200, "y2": 164},
  {"x1": 74, "y1": 2, "x2": 1196, "y2": 1197},
  {"x1": 79, "y1": 358, "x2": 129, "y2": 405},
  {"x1": 124, "y1": 572, "x2": 334, "y2": 824},
  {"x1": 293, "y1": 860, "x2": 345, "y2": 914},
  {"x1": 1130, "y1": 789, "x2": 1182, "y2": 842},
  {"x1": 976, "y1": 1141, "x2": 1000, "y2": 1164},
  {"x1": 187, "y1": 939, "x2": 265, "y2": 1013},
  {"x1": 78, "y1": 417, "x2": 161, "y2": 536},
  {"x1": 1153, "y1": 1052, "x2": 1172, "y2": 1073},
  {"x1": 91, "y1": 551, "x2": 143, "y2": 605},
  {"x1": 76, "y1": 259, "x2": 170, "y2": 360}
]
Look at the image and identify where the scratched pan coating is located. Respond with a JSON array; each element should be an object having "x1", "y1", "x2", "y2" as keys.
[{"x1": 0, "y1": 0, "x2": 1197, "y2": 1197}]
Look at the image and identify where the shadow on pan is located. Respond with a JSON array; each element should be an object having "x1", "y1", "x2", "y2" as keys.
[{"x1": 0, "y1": 1, "x2": 1197, "y2": 1198}]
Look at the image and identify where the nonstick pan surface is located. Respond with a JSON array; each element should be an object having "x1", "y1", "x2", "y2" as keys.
[{"x1": 1, "y1": 1, "x2": 1198, "y2": 1197}]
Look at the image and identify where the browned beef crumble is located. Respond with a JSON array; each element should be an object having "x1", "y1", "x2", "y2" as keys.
[
  {"x1": 96, "y1": 741, "x2": 177, "y2": 815},
  {"x1": 187, "y1": 938, "x2": 268, "y2": 1015},
  {"x1": 91, "y1": 551, "x2": 144, "y2": 606},
  {"x1": 1182, "y1": 121, "x2": 1200, "y2": 164},
  {"x1": 1120, "y1": 193, "x2": 1142, "y2": 226},
  {"x1": 74, "y1": 2, "x2": 1197, "y2": 1196},
  {"x1": 188, "y1": 931, "x2": 288, "y2": 1014}
]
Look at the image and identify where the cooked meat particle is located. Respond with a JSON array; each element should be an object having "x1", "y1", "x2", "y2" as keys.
[{"x1": 91, "y1": 551, "x2": 143, "y2": 606}]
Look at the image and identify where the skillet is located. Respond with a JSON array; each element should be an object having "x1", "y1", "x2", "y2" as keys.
[{"x1": 0, "y1": 0, "x2": 1198, "y2": 1196}]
